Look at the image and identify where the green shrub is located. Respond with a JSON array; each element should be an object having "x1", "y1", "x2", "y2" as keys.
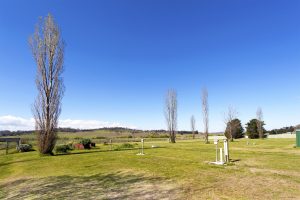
[
  {"x1": 118, "y1": 135, "x2": 132, "y2": 138},
  {"x1": 93, "y1": 136, "x2": 106, "y2": 139},
  {"x1": 145, "y1": 133, "x2": 169, "y2": 138},
  {"x1": 18, "y1": 144, "x2": 33, "y2": 152},
  {"x1": 67, "y1": 142, "x2": 74, "y2": 149},
  {"x1": 120, "y1": 143, "x2": 135, "y2": 149},
  {"x1": 56, "y1": 144, "x2": 72, "y2": 154},
  {"x1": 113, "y1": 143, "x2": 135, "y2": 151},
  {"x1": 80, "y1": 138, "x2": 92, "y2": 149}
]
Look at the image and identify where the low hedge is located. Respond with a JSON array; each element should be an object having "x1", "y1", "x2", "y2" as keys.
[
  {"x1": 56, "y1": 144, "x2": 73, "y2": 154},
  {"x1": 18, "y1": 144, "x2": 33, "y2": 152}
]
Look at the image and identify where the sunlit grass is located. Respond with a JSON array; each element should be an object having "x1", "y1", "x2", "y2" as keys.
[{"x1": 0, "y1": 138, "x2": 299, "y2": 199}]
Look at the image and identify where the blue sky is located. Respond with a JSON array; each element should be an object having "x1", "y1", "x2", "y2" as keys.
[{"x1": 0, "y1": 0, "x2": 300, "y2": 131}]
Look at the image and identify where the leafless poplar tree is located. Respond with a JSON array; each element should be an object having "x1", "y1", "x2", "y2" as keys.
[
  {"x1": 165, "y1": 89, "x2": 177, "y2": 143},
  {"x1": 224, "y1": 106, "x2": 238, "y2": 142},
  {"x1": 191, "y1": 115, "x2": 196, "y2": 139},
  {"x1": 201, "y1": 87, "x2": 209, "y2": 143},
  {"x1": 256, "y1": 107, "x2": 264, "y2": 139},
  {"x1": 29, "y1": 14, "x2": 65, "y2": 154}
]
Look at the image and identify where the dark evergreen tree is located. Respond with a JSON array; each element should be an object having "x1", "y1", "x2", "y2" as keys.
[
  {"x1": 246, "y1": 119, "x2": 266, "y2": 139},
  {"x1": 224, "y1": 118, "x2": 244, "y2": 139}
]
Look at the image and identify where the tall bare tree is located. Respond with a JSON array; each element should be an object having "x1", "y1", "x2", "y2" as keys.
[
  {"x1": 191, "y1": 115, "x2": 196, "y2": 139},
  {"x1": 256, "y1": 107, "x2": 264, "y2": 139},
  {"x1": 165, "y1": 89, "x2": 177, "y2": 143},
  {"x1": 224, "y1": 106, "x2": 238, "y2": 142},
  {"x1": 201, "y1": 87, "x2": 209, "y2": 143},
  {"x1": 29, "y1": 14, "x2": 65, "y2": 155}
]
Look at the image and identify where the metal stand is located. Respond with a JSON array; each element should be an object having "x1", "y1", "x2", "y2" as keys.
[{"x1": 210, "y1": 137, "x2": 229, "y2": 165}]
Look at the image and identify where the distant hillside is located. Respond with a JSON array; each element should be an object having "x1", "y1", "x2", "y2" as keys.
[{"x1": 0, "y1": 127, "x2": 223, "y2": 137}]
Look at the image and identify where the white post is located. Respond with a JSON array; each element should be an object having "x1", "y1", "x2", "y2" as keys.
[
  {"x1": 220, "y1": 148, "x2": 223, "y2": 163},
  {"x1": 137, "y1": 139, "x2": 145, "y2": 155},
  {"x1": 223, "y1": 139, "x2": 229, "y2": 163},
  {"x1": 214, "y1": 137, "x2": 218, "y2": 162},
  {"x1": 141, "y1": 139, "x2": 144, "y2": 155},
  {"x1": 216, "y1": 143, "x2": 218, "y2": 162}
]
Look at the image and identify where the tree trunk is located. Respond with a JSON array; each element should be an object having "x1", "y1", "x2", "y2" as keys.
[{"x1": 170, "y1": 131, "x2": 176, "y2": 143}]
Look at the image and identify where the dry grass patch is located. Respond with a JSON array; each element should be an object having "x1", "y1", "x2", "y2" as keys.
[{"x1": 1, "y1": 171, "x2": 181, "y2": 200}]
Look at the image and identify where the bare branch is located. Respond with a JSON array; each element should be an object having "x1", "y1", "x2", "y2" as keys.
[
  {"x1": 223, "y1": 105, "x2": 238, "y2": 141},
  {"x1": 191, "y1": 115, "x2": 196, "y2": 139},
  {"x1": 201, "y1": 87, "x2": 209, "y2": 143},
  {"x1": 164, "y1": 89, "x2": 177, "y2": 143},
  {"x1": 29, "y1": 14, "x2": 65, "y2": 155},
  {"x1": 256, "y1": 107, "x2": 264, "y2": 139}
]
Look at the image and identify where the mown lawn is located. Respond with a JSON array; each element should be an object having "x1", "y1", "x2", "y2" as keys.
[{"x1": 0, "y1": 139, "x2": 299, "y2": 199}]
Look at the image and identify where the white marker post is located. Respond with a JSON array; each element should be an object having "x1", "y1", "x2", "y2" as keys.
[
  {"x1": 110, "y1": 139, "x2": 112, "y2": 151},
  {"x1": 223, "y1": 139, "x2": 229, "y2": 163},
  {"x1": 220, "y1": 148, "x2": 223, "y2": 163},
  {"x1": 214, "y1": 137, "x2": 219, "y2": 162},
  {"x1": 141, "y1": 138, "x2": 144, "y2": 155},
  {"x1": 137, "y1": 138, "x2": 145, "y2": 155}
]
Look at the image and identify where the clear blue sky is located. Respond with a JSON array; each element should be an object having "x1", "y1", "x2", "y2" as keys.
[{"x1": 0, "y1": 0, "x2": 300, "y2": 131}]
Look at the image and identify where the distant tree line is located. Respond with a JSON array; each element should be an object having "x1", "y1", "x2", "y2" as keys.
[
  {"x1": 267, "y1": 126, "x2": 295, "y2": 135},
  {"x1": 0, "y1": 130, "x2": 33, "y2": 137}
]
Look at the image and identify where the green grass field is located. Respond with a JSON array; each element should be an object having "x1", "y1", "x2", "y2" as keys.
[{"x1": 0, "y1": 138, "x2": 299, "y2": 199}]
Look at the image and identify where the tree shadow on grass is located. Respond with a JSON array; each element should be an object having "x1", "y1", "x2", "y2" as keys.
[
  {"x1": 229, "y1": 159, "x2": 241, "y2": 163},
  {"x1": 55, "y1": 147, "x2": 166, "y2": 156},
  {"x1": 1, "y1": 171, "x2": 180, "y2": 200},
  {"x1": 0, "y1": 158, "x2": 40, "y2": 167}
]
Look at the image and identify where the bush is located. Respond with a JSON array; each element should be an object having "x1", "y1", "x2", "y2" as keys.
[
  {"x1": 73, "y1": 143, "x2": 84, "y2": 150},
  {"x1": 93, "y1": 136, "x2": 106, "y2": 139},
  {"x1": 145, "y1": 133, "x2": 169, "y2": 138},
  {"x1": 56, "y1": 144, "x2": 72, "y2": 154},
  {"x1": 120, "y1": 143, "x2": 134, "y2": 149},
  {"x1": 80, "y1": 138, "x2": 92, "y2": 149},
  {"x1": 113, "y1": 143, "x2": 135, "y2": 151},
  {"x1": 18, "y1": 144, "x2": 33, "y2": 152},
  {"x1": 67, "y1": 142, "x2": 74, "y2": 149}
]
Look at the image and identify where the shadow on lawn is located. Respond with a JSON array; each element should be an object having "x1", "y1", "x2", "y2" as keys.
[
  {"x1": 55, "y1": 147, "x2": 166, "y2": 156},
  {"x1": 1, "y1": 171, "x2": 180, "y2": 200},
  {"x1": 0, "y1": 158, "x2": 40, "y2": 167}
]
